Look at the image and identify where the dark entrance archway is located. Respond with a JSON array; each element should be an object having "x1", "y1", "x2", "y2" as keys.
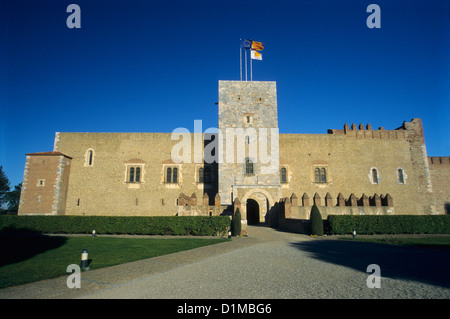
[{"x1": 246, "y1": 199, "x2": 260, "y2": 225}]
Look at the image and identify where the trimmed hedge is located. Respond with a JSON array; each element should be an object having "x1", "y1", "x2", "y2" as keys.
[
  {"x1": 0, "y1": 215, "x2": 231, "y2": 236},
  {"x1": 327, "y1": 215, "x2": 450, "y2": 235},
  {"x1": 231, "y1": 208, "x2": 242, "y2": 236},
  {"x1": 310, "y1": 205, "x2": 324, "y2": 236}
]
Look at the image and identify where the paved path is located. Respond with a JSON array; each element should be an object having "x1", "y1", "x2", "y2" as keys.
[{"x1": 1, "y1": 226, "x2": 449, "y2": 299}]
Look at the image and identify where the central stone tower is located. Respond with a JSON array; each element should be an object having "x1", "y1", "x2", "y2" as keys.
[{"x1": 218, "y1": 80, "x2": 281, "y2": 225}]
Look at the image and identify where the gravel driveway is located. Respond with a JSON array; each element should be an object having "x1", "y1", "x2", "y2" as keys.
[
  {"x1": 1, "y1": 226, "x2": 449, "y2": 299},
  {"x1": 83, "y1": 226, "x2": 450, "y2": 299}
]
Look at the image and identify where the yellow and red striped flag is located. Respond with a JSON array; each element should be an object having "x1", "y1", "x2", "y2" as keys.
[{"x1": 251, "y1": 41, "x2": 264, "y2": 51}]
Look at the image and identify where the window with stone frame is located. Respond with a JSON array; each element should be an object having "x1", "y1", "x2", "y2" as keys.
[
  {"x1": 166, "y1": 166, "x2": 179, "y2": 183},
  {"x1": 128, "y1": 166, "x2": 142, "y2": 183},
  {"x1": 314, "y1": 167, "x2": 327, "y2": 183},
  {"x1": 84, "y1": 148, "x2": 95, "y2": 167},
  {"x1": 125, "y1": 160, "x2": 145, "y2": 184}
]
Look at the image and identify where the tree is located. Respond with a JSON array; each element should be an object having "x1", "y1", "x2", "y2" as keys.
[
  {"x1": 231, "y1": 208, "x2": 242, "y2": 236},
  {"x1": 310, "y1": 204, "x2": 324, "y2": 236},
  {"x1": 0, "y1": 166, "x2": 11, "y2": 209},
  {"x1": 4, "y1": 183, "x2": 22, "y2": 211}
]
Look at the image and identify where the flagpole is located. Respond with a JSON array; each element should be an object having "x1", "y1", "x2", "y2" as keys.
[
  {"x1": 240, "y1": 47, "x2": 242, "y2": 81},
  {"x1": 250, "y1": 50, "x2": 253, "y2": 81},
  {"x1": 245, "y1": 48, "x2": 248, "y2": 81}
]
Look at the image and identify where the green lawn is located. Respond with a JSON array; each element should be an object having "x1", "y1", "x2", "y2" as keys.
[
  {"x1": 0, "y1": 235, "x2": 229, "y2": 289},
  {"x1": 339, "y1": 236, "x2": 450, "y2": 249}
]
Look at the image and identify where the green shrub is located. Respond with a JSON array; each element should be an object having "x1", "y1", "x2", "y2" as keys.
[
  {"x1": 0, "y1": 215, "x2": 231, "y2": 236},
  {"x1": 231, "y1": 208, "x2": 242, "y2": 236},
  {"x1": 327, "y1": 215, "x2": 450, "y2": 235},
  {"x1": 310, "y1": 204, "x2": 324, "y2": 236}
]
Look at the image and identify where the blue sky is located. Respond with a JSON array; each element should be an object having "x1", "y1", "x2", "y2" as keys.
[{"x1": 1, "y1": 0, "x2": 449, "y2": 187}]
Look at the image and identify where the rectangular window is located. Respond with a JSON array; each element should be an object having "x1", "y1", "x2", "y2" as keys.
[
  {"x1": 127, "y1": 165, "x2": 144, "y2": 183},
  {"x1": 398, "y1": 168, "x2": 405, "y2": 184},
  {"x1": 165, "y1": 166, "x2": 179, "y2": 183},
  {"x1": 314, "y1": 167, "x2": 327, "y2": 183},
  {"x1": 245, "y1": 159, "x2": 254, "y2": 175},
  {"x1": 281, "y1": 168, "x2": 287, "y2": 183}
]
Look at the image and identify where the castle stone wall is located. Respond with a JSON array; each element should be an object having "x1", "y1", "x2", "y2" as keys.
[
  {"x1": 17, "y1": 81, "x2": 448, "y2": 219},
  {"x1": 428, "y1": 156, "x2": 450, "y2": 214},
  {"x1": 54, "y1": 132, "x2": 206, "y2": 216}
]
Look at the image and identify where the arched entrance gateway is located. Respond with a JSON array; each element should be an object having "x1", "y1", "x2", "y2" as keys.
[
  {"x1": 246, "y1": 199, "x2": 260, "y2": 225},
  {"x1": 241, "y1": 189, "x2": 275, "y2": 226}
]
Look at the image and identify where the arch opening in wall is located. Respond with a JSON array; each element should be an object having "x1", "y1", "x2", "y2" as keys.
[
  {"x1": 246, "y1": 199, "x2": 260, "y2": 225},
  {"x1": 397, "y1": 168, "x2": 406, "y2": 184},
  {"x1": 369, "y1": 167, "x2": 380, "y2": 184},
  {"x1": 84, "y1": 149, "x2": 95, "y2": 167}
]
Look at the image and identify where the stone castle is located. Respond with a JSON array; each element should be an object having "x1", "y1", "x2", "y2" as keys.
[{"x1": 18, "y1": 81, "x2": 449, "y2": 233}]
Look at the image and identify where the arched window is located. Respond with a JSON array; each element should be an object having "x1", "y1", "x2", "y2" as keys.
[
  {"x1": 398, "y1": 168, "x2": 405, "y2": 184},
  {"x1": 199, "y1": 168, "x2": 204, "y2": 183},
  {"x1": 372, "y1": 168, "x2": 379, "y2": 184},
  {"x1": 281, "y1": 167, "x2": 287, "y2": 183},
  {"x1": 125, "y1": 161, "x2": 145, "y2": 184},
  {"x1": 245, "y1": 159, "x2": 254, "y2": 175},
  {"x1": 84, "y1": 149, "x2": 94, "y2": 167},
  {"x1": 135, "y1": 167, "x2": 141, "y2": 183},
  {"x1": 166, "y1": 168, "x2": 172, "y2": 183},
  {"x1": 172, "y1": 167, "x2": 178, "y2": 183},
  {"x1": 88, "y1": 150, "x2": 93, "y2": 166}
]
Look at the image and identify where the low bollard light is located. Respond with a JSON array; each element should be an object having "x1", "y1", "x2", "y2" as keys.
[
  {"x1": 92, "y1": 229, "x2": 96, "y2": 237},
  {"x1": 228, "y1": 230, "x2": 232, "y2": 239},
  {"x1": 352, "y1": 229, "x2": 357, "y2": 239},
  {"x1": 81, "y1": 249, "x2": 89, "y2": 270}
]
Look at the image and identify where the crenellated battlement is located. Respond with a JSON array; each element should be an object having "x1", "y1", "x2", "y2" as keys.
[
  {"x1": 277, "y1": 192, "x2": 396, "y2": 230},
  {"x1": 328, "y1": 122, "x2": 407, "y2": 139},
  {"x1": 327, "y1": 119, "x2": 427, "y2": 140},
  {"x1": 428, "y1": 156, "x2": 450, "y2": 166}
]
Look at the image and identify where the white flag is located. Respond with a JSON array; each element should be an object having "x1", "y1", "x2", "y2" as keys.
[{"x1": 251, "y1": 50, "x2": 262, "y2": 60}]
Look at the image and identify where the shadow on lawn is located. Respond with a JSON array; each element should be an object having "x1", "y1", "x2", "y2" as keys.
[
  {"x1": 0, "y1": 229, "x2": 67, "y2": 267},
  {"x1": 290, "y1": 239, "x2": 450, "y2": 289}
]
